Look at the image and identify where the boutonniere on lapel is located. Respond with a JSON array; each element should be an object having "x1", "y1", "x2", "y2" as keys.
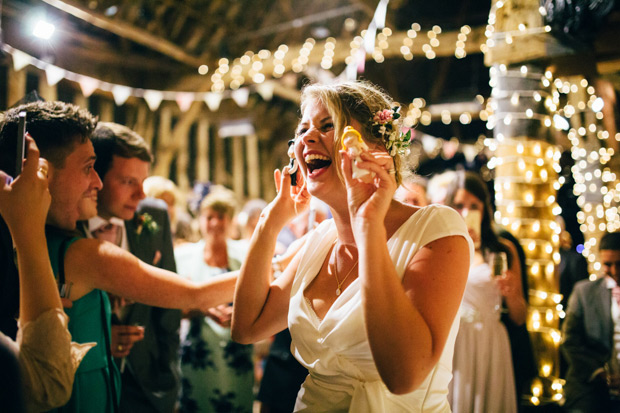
[{"x1": 135, "y1": 212, "x2": 159, "y2": 236}]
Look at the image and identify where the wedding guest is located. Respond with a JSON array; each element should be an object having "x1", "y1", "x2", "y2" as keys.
[
  {"x1": 562, "y1": 231, "x2": 620, "y2": 412},
  {"x1": 0, "y1": 138, "x2": 92, "y2": 411},
  {"x1": 394, "y1": 175, "x2": 429, "y2": 207},
  {"x1": 175, "y1": 188, "x2": 253, "y2": 413},
  {"x1": 445, "y1": 171, "x2": 525, "y2": 413},
  {"x1": 232, "y1": 80, "x2": 472, "y2": 411},
  {"x1": 87, "y1": 122, "x2": 181, "y2": 413},
  {"x1": 0, "y1": 101, "x2": 238, "y2": 413},
  {"x1": 143, "y1": 175, "x2": 197, "y2": 245}
]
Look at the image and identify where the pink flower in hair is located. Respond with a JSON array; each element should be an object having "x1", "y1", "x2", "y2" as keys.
[{"x1": 373, "y1": 109, "x2": 394, "y2": 124}]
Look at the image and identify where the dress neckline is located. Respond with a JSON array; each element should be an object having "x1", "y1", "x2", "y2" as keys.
[{"x1": 301, "y1": 207, "x2": 425, "y2": 323}]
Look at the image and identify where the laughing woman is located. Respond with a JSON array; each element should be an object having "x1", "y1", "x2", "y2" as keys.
[{"x1": 232, "y1": 80, "x2": 473, "y2": 412}]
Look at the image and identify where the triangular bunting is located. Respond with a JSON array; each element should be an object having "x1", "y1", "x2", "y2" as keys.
[
  {"x1": 256, "y1": 82, "x2": 274, "y2": 101},
  {"x1": 204, "y1": 92, "x2": 223, "y2": 112},
  {"x1": 143, "y1": 90, "x2": 164, "y2": 111},
  {"x1": 78, "y1": 76, "x2": 99, "y2": 97},
  {"x1": 231, "y1": 88, "x2": 250, "y2": 108},
  {"x1": 176, "y1": 92, "x2": 195, "y2": 112},
  {"x1": 12, "y1": 50, "x2": 31, "y2": 72},
  {"x1": 45, "y1": 65, "x2": 65, "y2": 86},
  {"x1": 111, "y1": 85, "x2": 131, "y2": 106}
]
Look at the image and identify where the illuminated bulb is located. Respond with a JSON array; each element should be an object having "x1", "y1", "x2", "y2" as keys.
[
  {"x1": 526, "y1": 171, "x2": 533, "y2": 182},
  {"x1": 33, "y1": 19, "x2": 56, "y2": 40},
  {"x1": 551, "y1": 330, "x2": 562, "y2": 345},
  {"x1": 553, "y1": 294, "x2": 562, "y2": 304},
  {"x1": 528, "y1": 241, "x2": 536, "y2": 251},
  {"x1": 517, "y1": 144, "x2": 524, "y2": 154},
  {"x1": 546, "y1": 243, "x2": 553, "y2": 254},
  {"x1": 531, "y1": 263, "x2": 540, "y2": 275},
  {"x1": 542, "y1": 364, "x2": 552, "y2": 376},
  {"x1": 546, "y1": 309, "x2": 554, "y2": 322},
  {"x1": 525, "y1": 193, "x2": 534, "y2": 205}
]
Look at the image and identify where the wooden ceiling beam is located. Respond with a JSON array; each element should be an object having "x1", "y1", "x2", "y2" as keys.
[{"x1": 39, "y1": 0, "x2": 204, "y2": 67}]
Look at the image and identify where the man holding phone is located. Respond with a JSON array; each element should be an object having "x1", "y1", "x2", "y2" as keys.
[
  {"x1": 86, "y1": 122, "x2": 181, "y2": 413},
  {"x1": 0, "y1": 101, "x2": 101, "y2": 339}
]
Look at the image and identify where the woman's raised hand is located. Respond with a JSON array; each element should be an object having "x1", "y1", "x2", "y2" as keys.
[
  {"x1": 341, "y1": 149, "x2": 396, "y2": 226},
  {"x1": 268, "y1": 165, "x2": 310, "y2": 226},
  {"x1": 0, "y1": 137, "x2": 51, "y2": 236}
]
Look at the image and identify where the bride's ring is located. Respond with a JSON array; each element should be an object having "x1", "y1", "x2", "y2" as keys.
[
  {"x1": 117, "y1": 344, "x2": 123, "y2": 352},
  {"x1": 38, "y1": 167, "x2": 48, "y2": 178},
  {"x1": 387, "y1": 168, "x2": 396, "y2": 175}
]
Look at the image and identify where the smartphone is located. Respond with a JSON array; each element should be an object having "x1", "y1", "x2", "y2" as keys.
[
  {"x1": 15, "y1": 111, "x2": 27, "y2": 177},
  {"x1": 287, "y1": 139, "x2": 298, "y2": 186}
]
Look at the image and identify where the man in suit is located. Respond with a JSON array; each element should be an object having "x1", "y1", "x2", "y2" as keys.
[
  {"x1": 88, "y1": 122, "x2": 181, "y2": 413},
  {"x1": 562, "y1": 231, "x2": 620, "y2": 412}
]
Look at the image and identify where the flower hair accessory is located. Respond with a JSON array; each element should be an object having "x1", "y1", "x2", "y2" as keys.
[
  {"x1": 135, "y1": 212, "x2": 159, "y2": 236},
  {"x1": 371, "y1": 106, "x2": 412, "y2": 157}
]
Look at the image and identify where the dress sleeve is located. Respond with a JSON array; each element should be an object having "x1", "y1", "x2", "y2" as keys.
[
  {"x1": 418, "y1": 205, "x2": 474, "y2": 259},
  {"x1": 16, "y1": 309, "x2": 95, "y2": 412}
]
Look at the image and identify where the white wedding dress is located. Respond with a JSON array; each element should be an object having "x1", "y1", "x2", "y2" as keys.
[{"x1": 288, "y1": 205, "x2": 473, "y2": 412}]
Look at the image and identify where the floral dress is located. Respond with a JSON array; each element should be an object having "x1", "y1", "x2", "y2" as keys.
[{"x1": 174, "y1": 239, "x2": 253, "y2": 413}]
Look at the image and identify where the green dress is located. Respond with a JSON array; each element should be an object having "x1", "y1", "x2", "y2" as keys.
[
  {"x1": 175, "y1": 239, "x2": 254, "y2": 413},
  {"x1": 47, "y1": 229, "x2": 121, "y2": 413}
]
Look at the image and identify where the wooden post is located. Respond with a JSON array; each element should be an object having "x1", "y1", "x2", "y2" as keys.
[
  {"x1": 99, "y1": 99, "x2": 114, "y2": 122},
  {"x1": 196, "y1": 117, "x2": 210, "y2": 183},
  {"x1": 38, "y1": 71, "x2": 57, "y2": 102},
  {"x1": 246, "y1": 134, "x2": 260, "y2": 198},
  {"x1": 261, "y1": 143, "x2": 277, "y2": 201},
  {"x1": 232, "y1": 136, "x2": 245, "y2": 199},
  {"x1": 73, "y1": 93, "x2": 88, "y2": 110},
  {"x1": 153, "y1": 104, "x2": 172, "y2": 178},
  {"x1": 212, "y1": 127, "x2": 225, "y2": 186},
  {"x1": 7, "y1": 66, "x2": 26, "y2": 108},
  {"x1": 176, "y1": 123, "x2": 190, "y2": 193}
]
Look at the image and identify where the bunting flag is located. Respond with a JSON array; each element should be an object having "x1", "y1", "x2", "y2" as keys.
[
  {"x1": 256, "y1": 82, "x2": 274, "y2": 101},
  {"x1": 176, "y1": 92, "x2": 195, "y2": 112},
  {"x1": 78, "y1": 76, "x2": 99, "y2": 97},
  {"x1": 11, "y1": 50, "x2": 31, "y2": 71},
  {"x1": 44, "y1": 65, "x2": 65, "y2": 86},
  {"x1": 111, "y1": 85, "x2": 131, "y2": 105},
  {"x1": 204, "y1": 92, "x2": 223, "y2": 111},
  {"x1": 143, "y1": 90, "x2": 164, "y2": 111},
  {"x1": 231, "y1": 88, "x2": 250, "y2": 108}
]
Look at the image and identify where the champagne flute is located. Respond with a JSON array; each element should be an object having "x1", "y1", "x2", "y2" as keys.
[{"x1": 488, "y1": 251, "x2": 508, "y2": 277}]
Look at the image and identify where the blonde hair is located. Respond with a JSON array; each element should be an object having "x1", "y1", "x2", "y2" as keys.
[
  {"x1": 143, "y1": 176, "x2": 182, "y2": 205},
  {"x1": 300, "y1": 80, "x2": 403, "y2": 184},
  {"x1": 199, "y1": 186, "x2": 237, "y2": 219}
]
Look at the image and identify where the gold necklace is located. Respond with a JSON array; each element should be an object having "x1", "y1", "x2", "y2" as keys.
[{"x1": 331, "y1": 241, "x2": 358, "y2": 296}]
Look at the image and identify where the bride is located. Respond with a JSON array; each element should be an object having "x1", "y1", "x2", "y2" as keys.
[{"x1": 232, "y1": 80, "x2": 472, "y2": 412}]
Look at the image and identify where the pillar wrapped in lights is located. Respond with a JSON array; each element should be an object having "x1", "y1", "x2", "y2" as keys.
[
  {"x1": 487, "y1": 64, "x2": 564, "y2": 406},
  {"x1": 562, "y1": 76, "x2": 620, "y2": 277}
]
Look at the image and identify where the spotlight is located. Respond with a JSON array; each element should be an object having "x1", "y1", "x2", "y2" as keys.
[{"x1": 32, "y1": 19, "x2": 55, "y2": 40}]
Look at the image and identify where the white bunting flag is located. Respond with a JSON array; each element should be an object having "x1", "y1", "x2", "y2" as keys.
[
  {"x1": 231, "y1": 88, "x2": 250, "y2": 108},
  {"x1": 12, "y1": 50, "x2": 31, "y2": 72},
  {"x1": 176, "y1": 92, "x2": 194, "y2": 112},
  {"x1": 256, "y1": 82, "x2": 274, "y2": 101},
  {"x1": 204, "y1": 92, "x2": 223, "y2": 112},
  {"x1": 78, "y1": 76, "x2": 99, "y2": 97},
  {"x1": 143, "y1": 90, "x2": 164, "y2": 111},
  {"x1": 45, "y1": 65, "x2": 65, "y2": 86},
  {"x1": 111, "y1": 85, "x2": 131, "y2": 106}
]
